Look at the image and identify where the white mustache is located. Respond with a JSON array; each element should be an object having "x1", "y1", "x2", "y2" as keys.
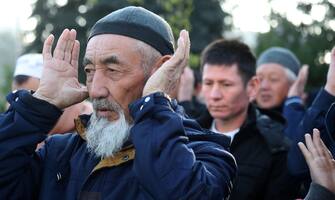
[{"x1": 92, "y1": 98, "x2": 122, "y2": 113}]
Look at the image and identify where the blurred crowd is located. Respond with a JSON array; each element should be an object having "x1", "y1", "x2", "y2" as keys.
[{"x1": 0, "y1": 5, "x2": 334, "y2": 200}]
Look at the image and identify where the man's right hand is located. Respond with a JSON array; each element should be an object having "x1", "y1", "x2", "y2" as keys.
[
  {"x1": 288, "y1": 65, "x2": 308, "y2": 98},
  {"x1": 33, "y1": 29, "x2": 88, "y2": 109},
  {"x1": 298, "y1": 129, "x2": 335, "y2": 194},
  {"x1": 325, "y1": 47, "x2": 335, "y2": 96}
]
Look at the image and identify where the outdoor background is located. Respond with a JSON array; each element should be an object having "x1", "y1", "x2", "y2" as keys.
[{"x1": 0, "y1": 0, "x2": 334, "y2": 112}]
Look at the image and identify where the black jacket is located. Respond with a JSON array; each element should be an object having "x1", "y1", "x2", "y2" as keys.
[{"x1": 196, "y1": 104, "x2": 299, "y2": 200}]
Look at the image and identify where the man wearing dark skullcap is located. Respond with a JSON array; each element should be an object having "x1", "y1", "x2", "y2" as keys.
[{"x1": 0, "y1": 6, "x2": 236, "y2": 199}]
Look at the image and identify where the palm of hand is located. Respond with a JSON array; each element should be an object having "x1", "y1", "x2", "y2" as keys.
[
  {"x1": 34, "y1": 29, "x2": 88, "y2": 109},
  {"x1": 143, "y1": 30, "x2": 190, "y2": 97},
  {"x1": 310, "y1": 157, "x2": 335, "y2": 190},
  {"x1": 38, "y1": 59, "x2": 80, "y2": 107}
]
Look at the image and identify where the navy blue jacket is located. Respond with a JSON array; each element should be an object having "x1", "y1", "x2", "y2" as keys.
[
  {"x1": 283, "y1": 96, "x2": 306, "y2": 141},
  {"x1": 286, "y1": 89, "x2": 335, "y2": 177},
  {"x1": 0, "y1": 90, "x2": 236, "y2": 200}
]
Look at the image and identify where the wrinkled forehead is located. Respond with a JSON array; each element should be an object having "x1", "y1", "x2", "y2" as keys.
[
  {"x1": 86, "y1": 34, "x2": 140, "y2": 51},
  {"x1": 84, "y1": 34, "x2": 142, "y2": 62}
]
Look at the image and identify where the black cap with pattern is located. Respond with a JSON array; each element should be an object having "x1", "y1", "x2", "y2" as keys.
[{"x1": 88, "y1": 6, "x2": 175, "y2": 55}]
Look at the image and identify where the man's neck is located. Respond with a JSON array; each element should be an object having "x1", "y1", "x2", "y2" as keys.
[{"x1": 213, "y1": 109, "x2": 248, "y2": 133}]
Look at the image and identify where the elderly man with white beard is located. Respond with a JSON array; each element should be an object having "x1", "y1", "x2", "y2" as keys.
[{"x1": 0, "y1": 6, "x2": 236, "y2": 200}]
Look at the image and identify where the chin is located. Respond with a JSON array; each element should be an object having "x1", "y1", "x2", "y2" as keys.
[
  {"x1": 210, "y1": 112, "x2": 229, "y2": 120},
  {"x1": 258, "y1": 102, "x2": 275, "y2": 109}
]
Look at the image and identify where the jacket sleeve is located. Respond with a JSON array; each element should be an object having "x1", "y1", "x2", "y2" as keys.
[
  {"x1": 129, "y1": 92, "x2": 237, "y2": 200},
  {"x1": 0, "y1": 90, "x2": 62, "y2": 199},
  {"x1": 287, "y1": 89, "x2": 335, "y2": 177},
  {"x1": 304, "y1": 182, "x2": 335, "y2": 200},
  {"x1": 283, "y1": 96, "x2": 306, "y2": 141}
]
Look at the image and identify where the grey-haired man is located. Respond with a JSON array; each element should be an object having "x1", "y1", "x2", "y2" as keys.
[{"x1": 0, "y1": 6, "x2": 236, "y2": 200}]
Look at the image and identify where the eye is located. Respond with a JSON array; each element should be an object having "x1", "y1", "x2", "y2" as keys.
[
  {"x1": 107, "y1": 68, "x2": 117, "y2": 72},
  {"x1": 84, "y1": 67, "x2": 95, "y2": 83},
  {"x1": 269, "y1": 77, "x2": 280, "y2": 82},
  {"x1": 84, "y1": 68, "x2": 91, "y2": 73},
  {"x1": 106, "y1": 68, "x2": 120, "y2": 76},
  {"x1": 223, "y1": 83, "x2": 232, "y2": 87},
  {"x1": 84, "y1": 67, "x2": 95, "y2": 74},
  {"x1": 203, "y1": 81, "x2": 212, "y2": 86}
]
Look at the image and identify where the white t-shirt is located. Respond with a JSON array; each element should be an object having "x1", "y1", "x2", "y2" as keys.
[{"x1": 210, "y1": 121, "x2": 240, "y2": 143}]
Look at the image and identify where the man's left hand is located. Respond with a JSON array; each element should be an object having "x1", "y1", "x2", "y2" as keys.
[{"x1": 143, "y1": 30, "x2": 190, "y2": 97}]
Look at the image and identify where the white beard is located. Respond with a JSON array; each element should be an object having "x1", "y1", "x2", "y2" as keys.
[{"x1": 86, "y1": 99, "x2": 132, "y2": 158}]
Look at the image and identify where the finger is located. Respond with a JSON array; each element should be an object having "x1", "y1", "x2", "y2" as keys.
[
  {"x1": 305, "y1": 133, "x2": 318, "y2": 158},
  {"x1": 71, "y1": 40, "x2": 80, "y2": 73},
  {"x1": 298, "y1": 65, "x2": 309, "y2": 85},
  {"x1": 330, "y1": 47, "x2": 335, "y2": 68},
  {"x1": 312, "y1": 129, "x2": 326, "y2": 158},
  {"x1": 311, "y1": 128, "x2": 332, "y2": 158},
  {"x1": 318, "y1": 132, "x2": 335, "y2": 160},
  {"x1": 64, "y1": 29, "x2": 77, "y2": 62},
  {"x1": 171, "y1": 30, "x2": 188, "y2": 69},
  {"x1": 181, "y1": 30, "x2": 190, "y2": 68},
  {"x1": 298, "y1": 142, "x2": 313, "y2": 165},
  {"x1": 42, "y1": 34, "x2": 54, "y2": 61},
  {"x1": 174, "y1": 30, "x2": 190, "y2": 74},
  {"x1": 54, "y1": 29, "x2": 70, "y2": 60}
]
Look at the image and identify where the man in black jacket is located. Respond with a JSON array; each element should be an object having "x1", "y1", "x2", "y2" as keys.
[{"x1": 197, "y1": 39, "x2": 299, "y2": 199}]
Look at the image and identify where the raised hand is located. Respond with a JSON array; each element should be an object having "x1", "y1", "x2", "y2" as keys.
[
  {"x1": 33, "y1": 29, "x2": 88, "y2": 109},
  {"x1": 325, "y1": 47, "x2": 335, "y2": 96},
  {"x1": 288, "y1": 64, "x2": 309, "y2": 98},
  {"x1": 143, "y1": 30, "x2": 190, "y2": 97},
  {"x1": 298, "y1": 129, "x2": 335, "y2": 194}
]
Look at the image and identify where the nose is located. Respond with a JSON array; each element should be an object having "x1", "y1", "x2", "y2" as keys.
[
  {"x1": 259, "y1": 78, "x2": 271, "y2": 91},
  {"x1": 209, "y1": 84, "x2": 222, "y2": 100},
  {"x1": 89, "y1": 69, "x2": 109, "y2": 99}
]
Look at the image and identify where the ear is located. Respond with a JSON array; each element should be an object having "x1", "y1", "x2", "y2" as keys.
[
  {"x1": 247, "y1": 76, "x2": 259, "y2": 102},
  {"x1": 149, "y1": 55, "x2": 172, "y2": 76}
]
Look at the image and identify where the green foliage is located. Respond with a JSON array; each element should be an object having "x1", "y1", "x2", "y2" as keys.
[
  {"x1": 256, "y1": 1, "x2": 335, "y2": 90},
  {"x1": 25, "y1": 0, "x2": 228, "y2": 78},
  {"x1": 189, "y1": 0, "x2": 228, "y2": 54}
]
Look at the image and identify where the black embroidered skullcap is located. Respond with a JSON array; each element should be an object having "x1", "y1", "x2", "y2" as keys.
[{"x1": 88, "y1": 6, "x2": 175, "y2": 55}]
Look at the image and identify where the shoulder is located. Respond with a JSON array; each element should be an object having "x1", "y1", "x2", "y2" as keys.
[
  {"x1": 47, "y1": 132, "x2": 81, "y2": 144},
  {"x1": 39, "y1": 132, "x2": 84, "y2": 161},
  {"x1": 255, "y1": 108, "x2": 290, "y2": 153}
]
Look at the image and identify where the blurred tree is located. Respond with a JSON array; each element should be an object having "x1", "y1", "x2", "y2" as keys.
[
  {"x1": 25, "y1": 0, "x2": 229, "y2": 81},
  {"x1": 0, "y1": 64, "x2": 14, "y2": 112},
  {"x1": 0, "y1": 31, "x2": 20, "y2": 112},
  {"x1": 256, "y1": 1, "x2": 335, "y2": 90}
]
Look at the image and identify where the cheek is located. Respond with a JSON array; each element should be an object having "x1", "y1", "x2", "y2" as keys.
[
  {"x1": 273, "y1": 82, "x2": 289, "y2": 97},
  {"x1": 231, "y1": 91, "x2": 249, "y2": 107},
  {"x1": 114, "y1": 78, "x2": 146, "y2": 107},
  {"x1": 274, "y1": 90, "x2": 289, "y2": 104}
]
